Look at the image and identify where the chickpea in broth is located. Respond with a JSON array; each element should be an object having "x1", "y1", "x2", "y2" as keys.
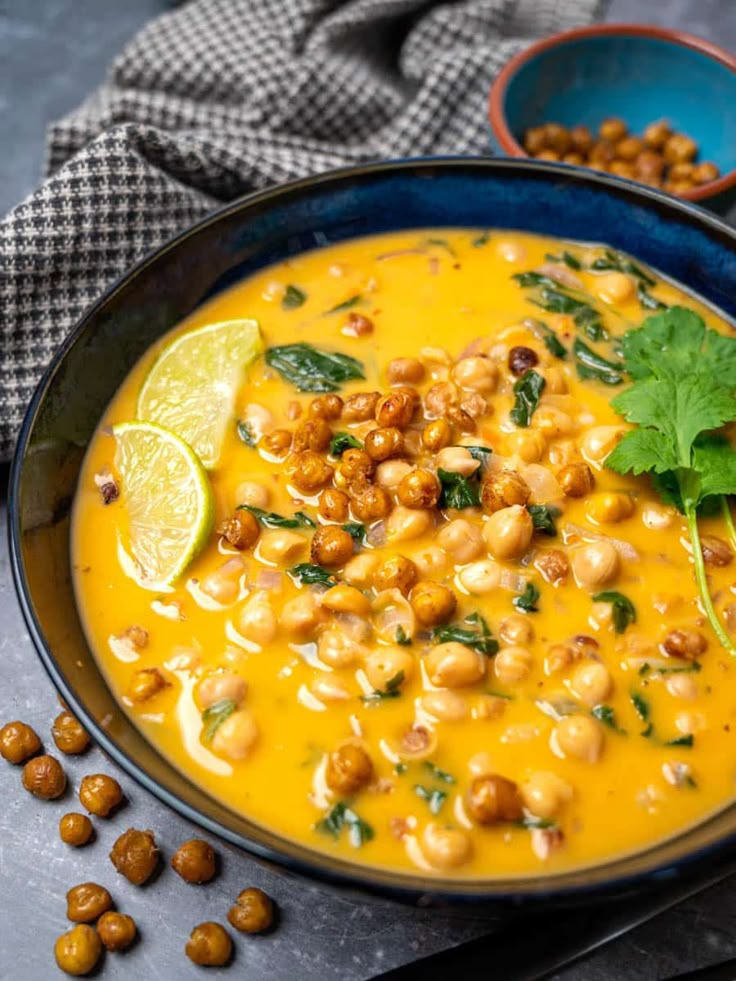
[{"x1": 72, "y1": 229, "x2": 736, "y2": 878}]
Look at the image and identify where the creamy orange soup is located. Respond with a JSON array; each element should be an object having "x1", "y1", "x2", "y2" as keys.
[{"x1": 72, "y1": 229, "x2": 736, "y2": 877}]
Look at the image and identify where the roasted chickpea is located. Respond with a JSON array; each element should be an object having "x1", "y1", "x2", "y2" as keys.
[
  {"x1": 598, "y1": 117, "x2": 627, "y2": 143},
  {"x1": 228, "y1": 887, "x2": 275, "y2": 934},
  {"x1": 51, "y1": 711, "x2": 90, "y2": 756},
  {"x1": 701, "y1": 535, "x2": 732, "y2": 567},
  {"x1": 66, "y1": 882, "x2": 112, "y2": 923},
  {"x1": 498, "y1": 613, "x2": 535, "y2": 646},
  {"x1": 453, "y1": 356, "x2": 497, "y2": 394},
  {"x1": 172, "y1": 839, "x2": 217, "y2": 884},
  {"x1": 609, "y1": 160, "x2": 636, "y2": 179},
  {"x1": 693, "y1": 161, "x2": 720, "y2": 185},
  {"x1": 425, "y1": 642, "x2": 485, "y2": 688},
  {"x1": 55, "y1": 924, "x2": 102, "y2": 976},
  {"x1": 508, "y1": 345, "x2": 539, "y2": 376},
  {"x1": 364, "y1": 647, "x2": 414, "y2": 690},
  {"x1": 319, "y1": 487, "x2": 350, "y2": 522},
  {"x1": 386, "y1": 506, "x2": 434, "y2": 543},
  {"x1": 351, "y1": 483, "x2": 392, "y2": 522},
  {"x1": 0, "y1": 720, "x2": 41, "y2": 764},
  {"x1": 614, "y1": 135, "x2": 643, "y2": 161},
  {"x1": 218, "y1": 508, "x2": 260, "y2": 550},
  {"x1": 543, "y1": 122, "x2": 572, "y2": 155},
  {"x1": 422, "y1": 418, "x2": 452, "y2": 452},
  {"x1": 521, "y1": 772, "x2": 572, "y2": 820},
  {"x1": 663, "y1": 629, "x2": 708, "y2": 660},
  {"x1": 292, "y1": 418, "x2": 332, "y2": 454},
  {"x1": 635, "y1": 149, "x2": 665, "y2": 182},
  {"x1": 570, "y1": 124, "x2": 594, "y2": 153},
  {"x1": 562, "y1": 151, "x2": 584, "y2": 166},
  {"x1": 535, "y1": 548, "x2": 569, "y2": 584},
  {"x1": 60, "y1": 813, "x2": 94, "y2": 847},
  {"x1": 424, "y1": 381, "x2": 459, "y2": 417},
  {"x1": 373, "y1": 554, "x2": 418, "y2": 596},
  {"x1": 375, "y1": 390, "x2": 415, "y2": 429},
  {"x1": 110, "y1": 828, "x2": 159, "y2": 885},
  {"x1": 494, "y1": 645, "x2": 533, "y2": 684},
  {"x1": 97, "y1": 911, "x2": 137, "y2": 952},
  {"x1": 466, "y1": 774, "x2": 523, "y2": 824},
  {"x1": 364, "y1": 426, "x2": 404, "y2": 461},
  {"x1": 338, "y1": 448, "x2": 374, "y2": 486},
  {"x1": 386, "y1": 357, "x2": 425, "y2": 384},
  {"x1": 554, "y1": 715, "x2": 604, "y2": 763},
  {"x1": 325, "y1": 743, "x2": 374, "y2": 795},
  {"x1": 421, "y1": 823, "x2": 473, "y2": 870},
  {"x1": 536, "y1": 149, "x2": 560, "y2": 162},
  {"x1": 261, "y1": 429, "x2": 292, "y2": 456},
  {"x1": 410, "y1": 581, "x2": 457, "y2": 627},
  {"x1": 668, "y1": 161, "x2": 696, "y2": 183},
  {"x1": 571, "y1": 541, "x2": 620, "y2": 588},
  {"x1": 311, "y1": 525, "x2": 354, "y2": 566},
  {"x1": 397, "y1": 469, "x2": 441, "y2": 509},
  {"x1": 643, "y1": 119, "x2": 671, "y2": 149},
  {"x1": 523, "y1": 125, "x2": 548, "y2": 154},
  {"x1": 343, "y1": 391, "x2": 380, "y2": 421},
  {"x1": 309, "y1": 394, "x2": 343, "y2": 420},
  {"x1": 664, "y1": 133, "x2": 698, "y2": 164},
  {"x1": 127, "y1": 667, "x2": 169, "y2": 704},
  {"x1": 286, "y1": 450, "x2": 334, "y2": 494},
  {"x1": 558, "y1": 462, "x2": 595, "y2": 497},
  {"x1": 186, "y1": 922, "x2": 232, "y2": 967},
  {"x1": 571, "y1": 661, "x2": 613, "y2": 707},
  {"x1": 211, "y1": 709, "x2": 258, "y2": 760},
  {"x1": 22, "y1": 754, "x2": 66, "y2": 799},
  {"x1": 483, "y1": 505, "x2": 533, "y2": 560},
  {"x1": 320, "y1": 583, "x2": 371, "y2": 616},
  {"x1": 447, "y1": 406, "x2": 476, "y2": 433},
  {"x1": 79, "y1": 773, "x2": 123, "y2": 817},
  {"x1": 481, "y1": 470, "x2": 530, "y2": 512}
]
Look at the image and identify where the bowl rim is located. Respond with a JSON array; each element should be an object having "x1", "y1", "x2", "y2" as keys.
[
  {"x1": 9, "y1": 155, "x2": 736, "y2": 904},
  {"x1": 488, "y1": 22, "x2": 736, "y2": 203}
]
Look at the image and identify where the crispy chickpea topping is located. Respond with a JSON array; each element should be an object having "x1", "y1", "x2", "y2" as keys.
[
  {"x1": 410, "y1": 581, "x2": 457, "y2": 627},
  {"x1": 373, "y1": 554, "x2": 418, "y2": 596},
  {"x1": 376, "y1": 390, "x2": 415, "y2": 428},
  {"x1": 66, "y1": 882, "x2": 113, "y2": 923},
  {"x1": 55, "y1": 924, "x2": 102, "y2": 977},
  {"x1": 351, "y1": 484, "x2": 392, "y2": 522},
  {"x1": 319, "y1": 487, "x2": 350, "y2": 522},
  {"x1": 343, "y1": 391, "x2": 380, "y2": 420},
  {"x1": 325, "y1": 743, "x2": 374, "y2": 795},
  {"x1": 227, "y1": 888, "x2": 275, "y2": 934},
  {"x1": 186, "y1": 923, "x2": 232, "y2": 967},
  {"x1": 508, "y1": 346, "x2": 539, "y2": 376},
  {"x1": 22, "y1": 754, "x2": 66, "y2": 799},
  {"x1": 397, "y1": 468, "x2": 441, "y2": 509},
  {"x1": 293, "y1": 417, "x2": 332, "y2": 453},
  {"x1": 480, "y1": 469, "x2": 530, "y2": 512},
  {"x1": 51, "y1": 712, "x2": 91, "y2": 756},
  {"x1": 127, "y1": 667, "x2": 169, "y2": 703},
  {"x1": 287, "y1": 450, "x2": 334, "y2": 493},
  {"x1": 97, "y1": 912, "x2": 137, "y2": 952},
  {"x1": 109, "y1": 828, "x2": 159, "y2": 884},
  {"x1": 172, "y1": 838, "x2": 217, "y2": 884},
  {"x1": 309, "y1": 394, "x2": 343, "y2": 420},
  {"x1": 466, "y1": 774, "x2": 523, "y2": 825},
  {"x1": 0, "y1": 720, "x2": 41, "y2": 764},
  {"x1": 79, "y1": 773, "x2": 123, "y2": 817},
  {"x1": 311, "y1": 525, "x2": 354, "y2": 566},
  {"x1": 557, "y1": 462, "x2": 595, "y2": 498},
  {"x1": 364, "y1": 426, "x2": 405, "y2": 461},
  {"x1": 421, "y1": 418, "x2": 452, "y2": 451},
  {"x1": 60, "y1": 813, "x2": 94, "y2": 847},
  {"x1": 663, "y1": 629, "x2": 708, "y2": 660}
]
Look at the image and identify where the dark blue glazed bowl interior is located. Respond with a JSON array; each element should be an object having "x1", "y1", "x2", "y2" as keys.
[
  {"x1": 503, "y1": 34, "x2": 736, "y2": 177},
  {"x1": 9, "y1": 158, "x2": 736, "y2": 905}
]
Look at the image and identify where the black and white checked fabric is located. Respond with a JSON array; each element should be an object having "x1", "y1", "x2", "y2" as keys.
[{"x1": 0, "y1": 0, "x2": 603, "y2": 461}]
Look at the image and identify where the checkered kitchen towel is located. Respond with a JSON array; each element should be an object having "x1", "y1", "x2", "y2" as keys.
[{"x1": 0, "y1": 0, "x2": 604, "y2": 460}]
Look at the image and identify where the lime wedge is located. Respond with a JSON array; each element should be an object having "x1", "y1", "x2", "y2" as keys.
[
  {"x1": 137, "y1": 319, "x2": 262, "y2": 468},
  {"x1": 113, "y1": 421, "x2": 214, "y2": 586}
]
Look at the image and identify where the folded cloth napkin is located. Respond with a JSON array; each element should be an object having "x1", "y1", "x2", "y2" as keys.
[{"x1": 0, "y1": 0, "x2": 603, "y2": 461}]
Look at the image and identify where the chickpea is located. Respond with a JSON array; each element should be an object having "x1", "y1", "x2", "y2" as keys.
[
  {"x1": 662, "y1": 629, "x2": 707, "y2": 660},
  {"x1": 422, "y1": 419, "x2": 452, "y2": 452},
  {"x1": 319, "y1": 487, "x2": 349, "y2": 522},
  {"x1": 365, "y1": 647, "x2": 414, "y2": 690},
  {"x1": 235, "y1": 480, "x2": 270, "y2": 509},
  {"x1": 386, "y1": 506, "x2": 434, "y2": 543},
  {"x1": 197, "y1": 672, "x2": 247, "y2": 710},
  {"x1": 373, "y1": 554, "x2": 418, "y2": 596},
  {"x1": 554, "y1": 715, "x2": 604, "y2": 763},
  {"x1": 614, "y1": 135, "x2": 643, "y2": 161},
  {"x1": 211, "y1": 708, "x2": 258, "y2": 760},
  {"x1": 664, "y1": 179, "x2": 696, "y2": 195},
  {"x1": 590, "y1": 140, "x2": 615, "y2": 165},
  {"x1": 218, "y1": 508, "x2": 260, "y2": 552},
  {"x1": 294, "y1": 418, "x2": 333, "y2": 454},
  {"x1": 258, "y1": 529, "x2": 306, "y2": 565},
  {"x1": 635, "y1": 150, "x2": 665, "y2": 182},
  {"x1": 558, "y1": 462, "x2": 595, "y2": 497},
  {"x1": 435, "y1": 446, "x2": 479, "y2": 477},
  {"x1": 545, "y1": 643, "x2": 573, "y2": 675},
  {"x1": 127, "y1": 667, "x2": 168, "y2": 704},
  {"x1": 507, "y1": 345, "x2": 539, "y2": 377},
  {"x1": 543, "y1": 122, "x2": 572, "y2": 155},
  {"x1": 343, "y1": 391, "x2": 381, "y2": 421},
  {"x1": 664, "y1": 133, "x2": 698, "y2": 164},
  {"x1": 666, "y1": 674, "x2": 698, "y2": 701},
  {"x1": 498, "y1": 614, "x2": 534, "y2": 646},
  {"x1": 580, "y1": 425, "x2": 626, "y2": 466},
  {"x1": 542, "y1": 365, "x2": 568, "y2": 395},
  {"x1": 534, "y1": 548, "x2": 570, "y2": 585},
  {"x1": 286, "y1": 450, "x2": 334, "y2": 494},
  {"x1": 420, "y1": 690, "x2": 467, "y2": 721},
  {"x1": 586, "y1": 491, "x2": 635, "y2": 524},
  {"x1": 338, "y1": 447, "x2": 375, "y2": 485},
  {"x1": 66, "y1": 882, "x2": 112, "y2": 923},
  {"x1": 481, "y1": 470, "x2": 530, "y2": 512},
  {"x1": 22, "y1": 754, "x2": 66, "y2": 799},
  {"x1": 375, "y1": 459, "x2": 412, "y2": 490},
  {"x1": 0, "y1": 720, "x2": 41, "y2": 764},
  {"x1": 571, "y1": 541, "x2": 620, "y2": 588},
  {"x1": 237, "y1": 593, "x2": 277, "y2": 646},
  {"x1": 609, "y1": 160, "x2": 636, "y2": 180},
  {"x1": 305, "y1": 395, "x2": 340, "y2": 422},
  {"x1": 318, "y1": 630, "x2": 365, "y2": 668},
  {"x1": 436, "y1": 518, "x2": 484, "y2": 563},
  {"x1": 598, "y1": 117, "x2": 627, "y2": 143},
  {"x1": 466, "y1": 773, "x2": 523, "y2": 824},
  {"x1": 172, "y1": 839, "x2": 217, "y2": 884},
  {"x1": 693, "y1": 161, "x2": 720, "y2": 185},
  {"x1": 109, "y1": 827, "x2": 159, "y2": 885},
  {"x1": 200, "y1": 558, "x2": 243, "y2": 604},
  {"x1": 701, "y1": 535, "x2": 732, "y2": 567},
  {"x1": 643, "y1": 119, "x2": 671, "y2": 149},
  {"x1": 364, "y1": 426, "x2": 404, "y2": 461},
  {"x1": 570, "y1": 124, "x2": 593, "y2": 153},
  {"x1": 325, "y1": 743, "x2": 374, "y2": 795},
  {"x1": 55, "y1": 924, "x2": 102, "y2": 977},
  {"x1": 279, "y1": 591, "x2": 325, "y2": 637},
  {"x1": 351, "y1": 484, "x2": 392, "y2": 522},
  {"x1": 50, "y1": 711, "x2": 91, "y2": 756},
  {"x1": 186, "y1": 922, "x2": 232, "y2": 967},
  {"x1": 521, "y1": 771, "x2": 572, "y2": 819},
  {"x1": 595, "y1": 270, "x2": 635, "y2": 305},
  {"x1": 261, "y1": 429, "x2": 292, "y2": 456},
  {"x1": 228, "y1": 887, "x2": 275, "y2": 934},
  {"x1": 426, "y1": 642, "x2": 485, "y2": 688},
  {"x1": 494, "y1": 645, "x2": 533, "y2": 685},
  {"x1": 562, "y1": 151, "x2": 584, "y2": 166},
  {"x1": 411, "y1": 544, "x2": 448, "y2": 579},
  {"x1": 524, "y1": 125, "x2": 547, "y2": 154},
  {"x1": 448, "y1": 406, "x2": 477, "y2": 433},
  {"x1": 669, "y1": 162, "x2": 696, "y2": 183},
  {"x1": 396, "y1": 469, "x2": 440, "y2": 510},
  {"x1": 311, "y1": 525, "x2": 354, "y2": 566},
  {"x1": 424, "y1": 381, "x2": 459, "y2": 418},
  {"x1": 60, "y1": 812, "x2": 94, "y2": 847},
  {"x1": 536, "y1": 149, "x2": 561, "y2": 162},
  {"x1": 375, "y1": 390, "x2": 415, "y2": 429},
  {"x1": 410, "y1": 581, "x2": 457, "y2": 627},
  {"x1": 570, "y1": 661, "x2": 613, "y2": 707},
  {"x1": 79, "y1": 773, "x2": 123, "y2": 817},
  {"x1": 504, "y1": 428, "x2": 546, "y2": 463},
  {"x1": 342, "y1": 551, "x2": 380, "y2": 587},
  {"x1": 421, "y1": 823, "x2": 473, "y2": 870},
  {"x1": 458, "y1": 559, "x2": 501, "y2": 595},
  {"x1": 483, "y1": 505, "x2": 533, "y2": 560},
  {"x1": 97, "y1": 911, "x2": 137, "y2": 952},
  {"x1": 321, "y1": 583, "x2": 371, "y2": 617},
  {"x1": 452, "y1": 356, "x2": 498, "y2": 394}
]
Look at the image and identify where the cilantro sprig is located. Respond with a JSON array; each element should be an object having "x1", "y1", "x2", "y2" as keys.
[{"x1": 606, "y1": 307, "x2": 736, "y2": 654}]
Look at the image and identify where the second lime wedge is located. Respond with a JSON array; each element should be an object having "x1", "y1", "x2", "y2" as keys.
[{"x1": 137, "y1": 319, "x2": 262, "y2": 468}]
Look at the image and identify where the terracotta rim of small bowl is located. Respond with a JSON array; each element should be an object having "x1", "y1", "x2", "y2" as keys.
[{"x1": 488, "y1": 23, "x2": 736, "y2": 203}]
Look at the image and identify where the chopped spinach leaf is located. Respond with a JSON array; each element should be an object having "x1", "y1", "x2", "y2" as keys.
[
  {"x1": 236, "y1": 420, "x2": 257, "y2": 447},
  {"x1": 423, "y1": 761, "x2": 456, "y2": 784},
  {"x1": 516, "y1": 815, "x2": 558, "y2": 830},
  {"x1": 342, "y1": 522, "x2": 366, "y2": 542},
  {"x1": 573, "y1": 338, "x2": 624, "y2": 385},
  {"x1": 394, "y1": 762, "x2": 408, "y2": 775},
  {"x1": 294, "y1": 511, "x2": 316, "y2": 528},
  {"x1": 592, "y1": 704, "x2": 627, "y2": 734},
  {"x1": 437, "y1": 468, "x2": 481, "y2": 509},
  {"x1": 513, "y1": 582, "x2": 540, "y2": 613},
  {"x1": 325, "y1": 295, "x2": 363, "y2": 315},
  {"x1": 315, "y1": 802, "x2": 374, "y2": 847},
  {"x1": 466, "y1": 445, "x2": 493, "y2": 470},
  {"x1": 265, "y1": 342, "x2": 365, "y2": 392},
  {"x1": 513, "y1": 272, "x2": 559, "y2": 289},
  {"x1": 288, "y1": 563, "x2": 337, "y2": 587},
  {"x1": 361, "y1": 670, "x2": 405, "y2": 703},
  {"x1": 330, "y1": 431, "x2": 363, "y2": 456},
  {"x1": 282, "y1": 284, "x2": 307, "y2": 310},
  {"x1": 641, "y1": 722, "x2": 654, "y2": 739},
  {"x1": 414, "y1": 785, "x2": 447, "y2": 815},
  {"x1": 667, "y1": 734, "x2": 694, "y2": 748},
  {"x1": 591, "y1": 249, "x2": 656, "y2": 287},
  {"x1": 238, "y1": 505, "x2": 313, "y2": 529},
  {"x1": 545, "y1": 250, "x2": 582, "y2": 270},
  {"x1": 639, "y1": 661, "x2": 702, "y2": 677},
  {"x1": 592, "y1": 590, "x2": 636, "y2": 633},
  {"x1": 538, "y1": 321, "x2": 568, "y2": 359},
  {"x1": 202, "y1": 698, "x2": 237, "y2": 742},
  {"x1": 637, "y1": 282, "x2": 668, "y2": 311},
  {"x1": 573, "y1": 303, "x2": 608, "y2": 342},
  {"x1": 528, "y1": 504, "x2": 560, "y2": 536},
  {"x1": 424, "y1": 237, "x2": 456, "y2": 257},
  {"x1": 395, "y1": 625, "x2": 412, "y2": 646},
  {"x1": 472, "y1": 231, "x2": 491, "y2": 247},
  {"x1": 432, "y1": 612, "x2": 498, "y2": 656},
  {"x1": 510, "y1": 369, "x2": 546, "y2": 427},
  {"x1": 630, "y1": 692, "x2": 651, "y2": 723}
]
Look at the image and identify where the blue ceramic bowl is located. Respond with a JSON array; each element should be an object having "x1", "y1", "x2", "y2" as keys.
[
  {"x1": 9, "y1": 158, "x2": 736, "y2": 906},
  {"x1": 489, "y1": 24, "x2": 736, "y2": 213}
]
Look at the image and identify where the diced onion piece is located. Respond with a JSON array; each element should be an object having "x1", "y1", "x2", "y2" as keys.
[
  {"x1": 562, "y1": 522, "x2": 639, "y2": 560},
  {"x1": 372, "y1": 588, "x2": 416, "y2": 643}
]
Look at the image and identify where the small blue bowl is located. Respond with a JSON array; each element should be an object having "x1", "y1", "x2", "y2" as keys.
[{"x1": 489, "y1": 24, "x2": 736, "y2": 214}]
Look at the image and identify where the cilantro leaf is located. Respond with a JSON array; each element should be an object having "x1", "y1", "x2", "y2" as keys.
[{"x1": 510, "y1": 369, "x2": 546, "y2": 427}]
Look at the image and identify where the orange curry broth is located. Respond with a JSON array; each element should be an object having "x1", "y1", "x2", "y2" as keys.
[{"x1": 72, "y1": 229, "x2": 736, "y2": 878}]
